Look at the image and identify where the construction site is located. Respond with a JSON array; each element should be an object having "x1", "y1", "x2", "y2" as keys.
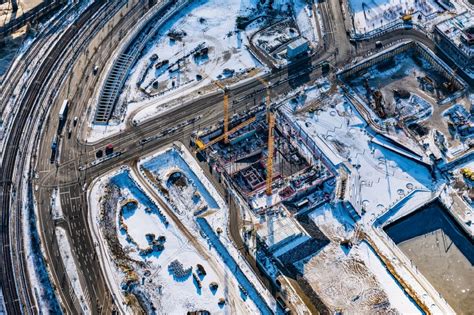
[
  {"x1": 250, "y1": 18, "x2": 312, "y2": 67},
  {"x1": 194, "y1": 104, "x2": 333, "y2": 214},
  {"x1": 340, "y1": 41, "x2": 471, "y2": 159}
]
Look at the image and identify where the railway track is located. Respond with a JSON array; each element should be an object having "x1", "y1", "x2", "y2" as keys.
[
  {"x1": 0, "y1": 1, "x2": 110, "y2": 313},
  {"x1": 0, "y1": 2, "x2": 83, "y2": 111}
]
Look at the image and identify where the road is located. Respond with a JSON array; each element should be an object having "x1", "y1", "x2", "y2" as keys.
[
  {"x1": 2, "y1": 0, "x2": 442, "y2": 313},
  {"x1": 0, "y1": 0, "x2": 136, "y2": 314}
]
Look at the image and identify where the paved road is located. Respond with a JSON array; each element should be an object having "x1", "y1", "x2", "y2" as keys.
[{"x1": 0, "y1": 1, "x2": 135, "y2": 314}]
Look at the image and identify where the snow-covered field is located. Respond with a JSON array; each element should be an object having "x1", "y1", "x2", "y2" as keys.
[
  {"x1": 88, "y1": 143, "x2": 277, "y2": 313},
  {"x1": 348, "y1": 0, "x2": 468, "y2": 36},
  {"x1": 95, "y1": 0, "x2": 267, "y2": 136}
]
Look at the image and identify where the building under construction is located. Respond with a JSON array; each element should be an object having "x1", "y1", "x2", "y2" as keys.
[{"x1": 194, "y1": 109, "x2": 333, "y2": 213}]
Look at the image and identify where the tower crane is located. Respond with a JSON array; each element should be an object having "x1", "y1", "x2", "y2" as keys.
[
  {"x1": 195, "y1": 72, "x2": 275, "y2": 198},
  {"x1": 256, "y1": 77, "x2": 274, "y2": 196},
  {"x1": 194, "y1": 77, "x2": 253, "y2": 152}
]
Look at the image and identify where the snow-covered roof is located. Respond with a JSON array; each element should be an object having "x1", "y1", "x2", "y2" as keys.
[
  {"x1": 257, "y1": 215, "x2": 307, "y2": 251},
  {"x1": 287, "y1": 37, "x2": 309, "y2": 50},
  {"x1": 436, "y1": 11, "x2": 474, "y2": 55}
]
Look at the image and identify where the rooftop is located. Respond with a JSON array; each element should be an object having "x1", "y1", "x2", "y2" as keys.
[
  {"x1": 436, "y1": 11, "x2": 474, "y2": 55},
  {"x1": 288, "y1": 37, "x2": 309, "y2": 50}
]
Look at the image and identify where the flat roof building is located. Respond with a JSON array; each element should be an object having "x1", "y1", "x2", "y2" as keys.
[
  {"x1": 287, "y1": 37, "x2": 309, "y2": 60},
  {"x1": 434, "y1": 12, "x2": 474, "y2": 83}
]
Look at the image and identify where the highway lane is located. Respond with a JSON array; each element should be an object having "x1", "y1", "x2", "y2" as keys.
[
  {"x1": 32, "y1": 2, "x2": 154, "y2": 314},
  {"x1": 0, "y1": 1, "x2": 137, "y2": 314}
]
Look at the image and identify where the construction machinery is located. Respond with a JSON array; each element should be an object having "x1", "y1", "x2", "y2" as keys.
[
  {"x1": 402, "y1": 9, "x2": 414, "y2": 22},
  {"x1": 194, "y1": 116, "x2": 256, "y2": 151},
  {"x1": 461, "y1": 168, "x2": 474, "y2": 181},
  {"x1": 194, "y1": 73, "x2": 276, "y2": 196},
  {"x1": 372, "y1": 90, "x2": 386, "y2": 118},
  {"x1": 443, "y1": 67, "x2": 457, "y2": 92}
]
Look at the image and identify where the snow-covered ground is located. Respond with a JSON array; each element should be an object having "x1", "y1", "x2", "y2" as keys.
[
  {"x1": 137, "y1": 143, "x2": 276, "y2": 312},
  {"x1": 0, "y1": 288, "x2": 5, "y2": 314},
  {"x1": 20, "y1": 177, "x2": 62, "y2": 314},
  {"x1": 301, "y1": 203, "x2": 422, "y2": 313},
  {"x1": 352, "y1": 241, "x2": 422, "y2": 314},
  {"x1": 289, "y1": 92, "x2": 437, "y2": 223},
  {"x1": 86, "y1": 0, "x2": 322, "y2": 143},
  {"x1": 85, "y1": 0, "x2": 268, "y2": 143},
  {"x1": 55, "y1": 226, "x2": 89, "y2": 313},
  {"x1": 88, "y1": 143, "x2": 277, "y2": 313},
  {"x1": 129, "y1": 0, "x2": 261, "y2": 96},
  {"x1": 348, "y1": 0, "x2": 469, "y2": 36},
  {"x1": 112, "y1": 171, "x2": 238, "y2": 313}
]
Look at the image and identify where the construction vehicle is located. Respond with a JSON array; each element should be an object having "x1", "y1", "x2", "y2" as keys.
[
  {"x1": 402, "y1": 9, "x2": 414, "y2": 23},
  {"x1": 443, "y1": 68, "x2": 457, "y2": 92},
  {"x1": 373, "y1": 90, "x2": 386, "y2": 118},
  {"x1": 461, "y1": 168, "x2": 474, "y2": 181},
  {"x1": 402, "y1": 14, "x2": 412, "y2": 22}
]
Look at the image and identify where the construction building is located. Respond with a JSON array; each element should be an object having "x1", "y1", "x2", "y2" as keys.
[
  {"x1": 0, "y1": 1, "x2": 66, "y2": 38},
  {"x1": 287, "y1": 37, "x2": 309, "y2": 59},
  {"x1": 434, "y1": 12, "x2": 474, "y2": 83}
]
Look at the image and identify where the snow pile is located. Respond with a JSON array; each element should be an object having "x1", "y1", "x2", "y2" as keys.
[
  {"x1": 50, "y1": 188, "x2": 64, "y2": 220},
  {"x1": 55, "y1": 227, "x2": 89, "y2": 314},
  {"x1": 110, "y1": 0, "x2": 265, "y2": 127}
]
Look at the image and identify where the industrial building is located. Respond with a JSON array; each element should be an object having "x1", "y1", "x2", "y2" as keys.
[
  {"x1": 287, "y1": 37, "x2": 309, "y2": 59},
  {"x1": 434, "y1": 12, "x2": 474, "y2": 83}
]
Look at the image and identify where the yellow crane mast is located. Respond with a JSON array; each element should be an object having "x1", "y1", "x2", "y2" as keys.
[{"x1": 266, "y1": 111, "x2": 275, "y2": 196}]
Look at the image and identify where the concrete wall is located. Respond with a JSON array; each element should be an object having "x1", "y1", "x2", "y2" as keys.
[{"x1": 0, "y1": 0, "x2": 66, "y2": 38}]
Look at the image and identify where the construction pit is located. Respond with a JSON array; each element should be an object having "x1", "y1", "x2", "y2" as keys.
[
  {"x1": 340, "y1": 41, "x2": 471, "y2": 159},
  {"x1": 384, "y1": 200, "x2": 474, "y2": 314},
  {"x1": 196, "y1": 109, "x2": 334, "y2": 214}
]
